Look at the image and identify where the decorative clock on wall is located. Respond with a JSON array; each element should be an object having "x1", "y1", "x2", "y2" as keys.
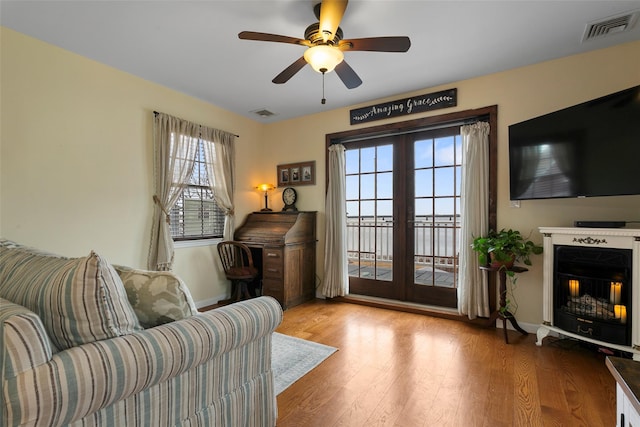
[{"x1": 282, "y1": 187, "x2": 298, "y2": 211}]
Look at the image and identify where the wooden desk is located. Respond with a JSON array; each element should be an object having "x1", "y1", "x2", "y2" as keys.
[
  {"x1": 235, "y1": 211, "x2": 316, "y2": 310},
  {"x1": 480, "y1": 265, "x2": 529, "y2": 343}
]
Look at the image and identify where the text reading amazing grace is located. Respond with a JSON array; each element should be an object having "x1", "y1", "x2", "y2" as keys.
[{"x1": 349, "y1": 88, "x2": 457, "y2": 125}]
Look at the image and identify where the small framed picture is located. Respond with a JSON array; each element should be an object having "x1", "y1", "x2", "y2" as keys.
[
  {"x1": 277, "y1": 161, "x2": 315, "y2": 187},
  {"x1": 291, "y1": 167, "x2": 300, "y2": 182},
  {"x1": 280, "y1": 168, "x2": 290, "y2": 184},
  {"x1": 302, "y1": 165, "x2": 312, "y2": 182}
]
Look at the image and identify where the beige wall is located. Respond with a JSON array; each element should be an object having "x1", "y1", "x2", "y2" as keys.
[
  {"x1": 0, "y1": 28, "x2": 269, "y2": 305},
  {"x1": 2, "y1": 26, "x2": 639, "y2": 322}
]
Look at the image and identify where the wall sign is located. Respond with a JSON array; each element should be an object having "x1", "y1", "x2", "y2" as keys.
[{"x1": 350, "y1": 88, "x2": 457, "y2": 125}]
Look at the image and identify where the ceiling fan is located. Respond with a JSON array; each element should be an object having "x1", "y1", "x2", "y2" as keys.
[{"x1": 238, "y1": 0, "x2": 411, "y2": 92}]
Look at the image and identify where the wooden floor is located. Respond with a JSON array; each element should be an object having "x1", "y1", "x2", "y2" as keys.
[{"x1": 275, "y1": 299, "x2": 616, "y2": 427}]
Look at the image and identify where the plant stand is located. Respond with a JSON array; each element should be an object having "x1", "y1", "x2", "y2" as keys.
[{"x1": 480, "y1": 265, "x2": 529, "y2": 343}]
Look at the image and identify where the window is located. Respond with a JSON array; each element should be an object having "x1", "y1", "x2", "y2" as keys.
[
  {"x1": 150, "y1": 111, "x2": 235, "y2": 270},
  {"x1": 170, "y1": 138, "x2": 225, "y2": 240}
]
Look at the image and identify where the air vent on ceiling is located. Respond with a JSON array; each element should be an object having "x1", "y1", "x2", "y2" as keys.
[
  {"x1": 582, "y1": 11, "x2": 639, "y2": 42},
  {"x1": 251, "y1": 109, "x2": 276, "y2": 118}
]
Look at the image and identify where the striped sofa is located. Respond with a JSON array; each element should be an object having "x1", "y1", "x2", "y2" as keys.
[{"x1": 0, "y1": 239, "x2": 283, "y2": 426}]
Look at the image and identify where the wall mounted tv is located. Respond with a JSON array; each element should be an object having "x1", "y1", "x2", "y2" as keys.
[{"x1": 509, "y1": 85, "x2": 640, "y2": 200}]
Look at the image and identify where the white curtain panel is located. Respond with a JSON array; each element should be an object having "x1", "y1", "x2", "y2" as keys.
[
  {"x1": 321, "y1": 144, "x2": 349, "y2": 298},
  {"x1": 148, "y1": 113, "x2": 199, "y2": 271},
  {"x1": 458, "y1": 121, "x2": 490, "y2": 318},
  {"x1": 202, "y1": 128, "x2": 236, "y2": 241}
]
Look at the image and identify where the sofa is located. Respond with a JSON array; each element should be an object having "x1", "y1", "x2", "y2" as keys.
[{"x1": 0, "y1": 238, "x2": 283, "y2": 426}]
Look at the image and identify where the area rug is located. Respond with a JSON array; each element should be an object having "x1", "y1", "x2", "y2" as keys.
[{"x1": 271, "y1": 332, "x2": 337, "y2": 395}]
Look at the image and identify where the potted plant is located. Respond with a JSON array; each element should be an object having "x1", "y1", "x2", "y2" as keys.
[
  {"x1": 471, "y1": 228, "x2": 543, "y2": 317},
  {"x1": 471, "y1": 228, "x2": 543, "y2": 269}
]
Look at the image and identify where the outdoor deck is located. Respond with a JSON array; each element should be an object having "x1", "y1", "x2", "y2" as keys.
[
  {"x1": 347, "y1": 215, "x2": 459, "y2": 289},
  {"x1": 347, "y1": 263, "x2": 456, "y2": 288}
]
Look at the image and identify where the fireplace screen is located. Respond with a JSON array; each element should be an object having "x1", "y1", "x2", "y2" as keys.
[{"x1": 554, "y1": 245, "x2": 632, "y2": 346}]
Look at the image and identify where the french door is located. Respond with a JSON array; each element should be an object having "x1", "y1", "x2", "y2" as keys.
[{"x1": 345, "y1": 127, "x2": 462, "y2": 308}]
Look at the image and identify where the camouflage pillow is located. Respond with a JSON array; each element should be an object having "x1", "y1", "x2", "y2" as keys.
[{"x1": 113, "y1": 265, "x2": 198, "y2": 328}]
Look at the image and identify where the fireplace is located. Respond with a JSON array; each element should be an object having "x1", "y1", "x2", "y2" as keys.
[
  {"x1": 537, "y1": 227, "x2": 640, "y2": 360},
  {"x1": 554, "y1": 245, "x2": 632, "y2": 345}
]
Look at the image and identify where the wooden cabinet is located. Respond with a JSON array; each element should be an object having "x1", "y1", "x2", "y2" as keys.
[
  {"x1": 235, "y1": 212, "x2": 316, "y2": 309},
  {"x1": 617, "y1": 384, "x2": 640, "y2": 427},
  {"x1": 607, "y1": 357, "x2": 640, "y2": 427}
]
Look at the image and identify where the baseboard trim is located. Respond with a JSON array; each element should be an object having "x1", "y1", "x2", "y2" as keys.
[
  {"x1": 332, "y1": 295, "x2": 553, "y2": 335},
  {"x1": 495, "y1": 320, "x2": 541, "y2": 334},
  {"x1": 195, "y1": 294, "x2": 227, "y2": 310},
  {"x1": 334, "y1": 294, "x2": 493, "y2": 327}
]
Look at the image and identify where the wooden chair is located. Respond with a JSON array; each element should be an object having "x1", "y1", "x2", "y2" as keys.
[{"x1": 217, "y1": 241, "x2": 259, "y2": 302}]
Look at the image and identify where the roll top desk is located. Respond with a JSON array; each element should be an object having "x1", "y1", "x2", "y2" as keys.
[{"x1": 234, "y1": 211, "x2": 316, "y2": 309}]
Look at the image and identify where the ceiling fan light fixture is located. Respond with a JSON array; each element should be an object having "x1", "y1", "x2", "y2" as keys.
[{"x1": 303, "y1": 45, "x2": 344, "y2": 73}]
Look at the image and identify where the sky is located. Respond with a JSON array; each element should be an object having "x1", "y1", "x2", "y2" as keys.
[{"x1": 345, "y1": 135, "x2": 462, "y2": 217}]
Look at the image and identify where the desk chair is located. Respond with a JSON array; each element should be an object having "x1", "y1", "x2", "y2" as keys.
[{"x1": 217, "y1": 241, "x2": 259, "y2": 302}]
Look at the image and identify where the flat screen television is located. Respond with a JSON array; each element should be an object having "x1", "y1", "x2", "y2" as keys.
[{"x1": 508, "y1": 85, "x2": 640, "y2": 200}]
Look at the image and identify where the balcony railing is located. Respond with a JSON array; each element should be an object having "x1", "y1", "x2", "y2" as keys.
[{"x1": 346, "y1": 215, "x2": 460, "y2": 287}]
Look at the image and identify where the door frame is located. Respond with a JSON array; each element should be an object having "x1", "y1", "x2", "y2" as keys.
[{"x1": 326, "y1": 106, "x2": 499, "y2": 311}]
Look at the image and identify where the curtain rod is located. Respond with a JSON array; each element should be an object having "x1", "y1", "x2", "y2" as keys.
[
  {"x1": 153, "y1": 110, "x2": 239, "y2": 138},
  {"x1": 334, "y1": 115, "x2": 489, "y2": 145}
]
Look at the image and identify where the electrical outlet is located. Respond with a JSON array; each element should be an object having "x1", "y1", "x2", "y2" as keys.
[{"x1": 510, "y1": 200, "x2": 521, "y2": 208}]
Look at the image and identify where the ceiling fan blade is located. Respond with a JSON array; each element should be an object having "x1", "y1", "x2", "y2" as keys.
[
  {"x1": 272, "y1": 57, "x2": 308, "y2": 84},
  {"x1": 238, "y1": 31, "x2": 311, "y2": 47},
  {"x1": 319, "y1": 0, "x2": 348, "y2": 42},
  {"x1": 335, "y1": 60, "x2": 362, "y2": 89},
  {"x1": 340, "y1": 36, "x2": 411, "y2": 52}
]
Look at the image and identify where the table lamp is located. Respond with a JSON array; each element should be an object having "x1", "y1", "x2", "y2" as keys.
[{"x1": 256, "y1": 183, "x2": 276, "y2": 211}]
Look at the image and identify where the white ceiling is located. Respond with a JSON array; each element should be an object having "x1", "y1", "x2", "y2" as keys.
[{"x1": 2, "y1": 1, "x2": 640, "y2": 122}]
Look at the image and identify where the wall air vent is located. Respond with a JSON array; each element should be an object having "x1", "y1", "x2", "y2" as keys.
[
  {"x1": 582, "y1": 11, "x2": 639, "y2": 42},
  {"x1": 252, "y1": 109, "x2": 276, "y2": 118}
]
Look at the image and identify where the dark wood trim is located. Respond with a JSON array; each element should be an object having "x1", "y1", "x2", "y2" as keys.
[
  {"x1": 324, "y1": 105, "x2": 499, "y2": 314},
  {"x1": 325, "y1": 106, "x2": 496, "y2": 146}
]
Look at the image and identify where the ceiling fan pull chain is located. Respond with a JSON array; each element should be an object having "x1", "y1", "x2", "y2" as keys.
[{"x1": 321, "y1": 69, "x2": 327, "y2": 104}]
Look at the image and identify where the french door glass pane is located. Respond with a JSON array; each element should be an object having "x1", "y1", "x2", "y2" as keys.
[
  {"x1": 414, "y1": 135, "x2": 461, "y2": 288},
  {"x1": 361, "y1": 147, "x2": 376, "y2": 172},
  {"x1": 377, "y1": 172, "x2": 393, "y2": 199},
  {"x1": 361, "y1": 174, "x2": 375, "y2": 199},
  {"x1": 377, "y1": 145, "x2": 393, "y2": 169},
  {"x1": 434, "y1": 167, "x2": 455, "y2": 196},
  {"x1": 345, "y1": 150, "x2": 359, "y2": 174},
  {"x1": 415, "y1": 169, "x2": 433, "y2": 197},
  {"x1": 434, "y1": 136, "x2": 456, "y2": 166},
  {"x1": 345, "y1": 175, "x2": 359, "y2": 197},
  {"x1": 346, "y1": 144, "x2": 393, "y2": 282},
  {"x1": 414, "y1": 140, "x2": 433, "y2": 168}
]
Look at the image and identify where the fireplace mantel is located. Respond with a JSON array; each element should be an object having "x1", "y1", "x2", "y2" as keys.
[{"x1": 537, "y1": 227, "x2": 640, "y2": 360}]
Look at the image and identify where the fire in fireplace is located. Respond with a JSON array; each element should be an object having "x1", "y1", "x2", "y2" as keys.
[{"x1": 554, "y1": 245, "x2": 632, "y2": 346}]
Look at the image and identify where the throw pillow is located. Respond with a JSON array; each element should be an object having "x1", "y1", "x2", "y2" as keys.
[
  {"x1": 114, "y1": 265, "x2": 198, "y2": 328},
  {"x1": 0, "y1": 245, "x2": 141, "y2": 350}
]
